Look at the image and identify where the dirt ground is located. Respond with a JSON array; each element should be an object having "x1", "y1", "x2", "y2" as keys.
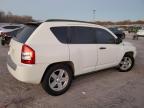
[{"x1": 0, "y1": 35, "x2": 144, "y2": 108}]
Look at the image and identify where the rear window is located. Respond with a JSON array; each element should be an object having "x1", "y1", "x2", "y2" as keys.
[
  {"x1": 7, "y1": 28, "x2": 23, "y2": 37},
  {"x1": 15, "y1": 25, "x2": 38, "y2": 43}
]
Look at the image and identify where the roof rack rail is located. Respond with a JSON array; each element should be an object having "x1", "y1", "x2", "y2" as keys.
[{"x1": 45, "y1": 19, "x2": 96, "y2": 24}]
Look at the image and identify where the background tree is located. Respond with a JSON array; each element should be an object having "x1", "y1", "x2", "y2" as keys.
[{"x1": 0, "y1": 11, "x2": 34, "y2": 23}]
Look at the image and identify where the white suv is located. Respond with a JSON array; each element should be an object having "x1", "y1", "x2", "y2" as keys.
[{"x1": 7, "y1": 20, "x2": 136, "y2": 96}]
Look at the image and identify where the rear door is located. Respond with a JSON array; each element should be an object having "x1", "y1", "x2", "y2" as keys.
[{"x1": 68, "y1": 26, "x2": 98, "y2": 75}]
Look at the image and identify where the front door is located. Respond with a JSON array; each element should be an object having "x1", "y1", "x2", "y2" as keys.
[{"x1": 95, "y1": 28, "x2": 122, "y2": 66}]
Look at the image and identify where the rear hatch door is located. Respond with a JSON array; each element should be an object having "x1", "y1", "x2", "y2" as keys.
[{"x1": 8, "y1": 23, "x2": 40, "y2": 65}]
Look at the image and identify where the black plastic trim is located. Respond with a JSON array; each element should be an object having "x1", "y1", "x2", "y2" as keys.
[{"x1": 45, "y1": 19, "x2": 96, "y2": 25}]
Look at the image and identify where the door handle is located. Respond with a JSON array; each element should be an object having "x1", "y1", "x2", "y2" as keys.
[{"x1": 99, "y1": 47, "x2": 106, "y2": 50}]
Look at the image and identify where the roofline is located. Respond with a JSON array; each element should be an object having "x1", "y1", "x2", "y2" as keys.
[
  {"x1": 45, "y1": 19, "x2": 96, "y2": 25},
  {"x1": 24, "y1": 22, "x2": 42, "y2": 26}
]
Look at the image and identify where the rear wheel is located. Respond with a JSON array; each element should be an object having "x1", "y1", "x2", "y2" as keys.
[
  {"x1": 42, "y1": 64, "x2": 73, "y2": 96},
  {"x1": 118, "y1": 55, "x2": 134, "y2": 72}
]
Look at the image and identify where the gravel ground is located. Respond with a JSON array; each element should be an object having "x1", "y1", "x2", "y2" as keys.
[{"x1": 0, "y1": 35, "x2": 144, "y2": 108}]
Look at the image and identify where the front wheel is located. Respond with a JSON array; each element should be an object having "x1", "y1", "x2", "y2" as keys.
[
  {"x1": 42, "y1": 64, "x2": 73, "y2": 96},
  {"x1": 118, "y1": 55, "x2": 134, "y2": 72}
]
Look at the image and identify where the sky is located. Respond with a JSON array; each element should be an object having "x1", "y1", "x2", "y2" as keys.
[{"x1": 0, "y1": 0, "x2": 144, "y2": 21}]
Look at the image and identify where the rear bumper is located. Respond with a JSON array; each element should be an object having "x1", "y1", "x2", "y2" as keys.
[{"x1": 7, "y1": 56, "x2": 47, "y2": 84}]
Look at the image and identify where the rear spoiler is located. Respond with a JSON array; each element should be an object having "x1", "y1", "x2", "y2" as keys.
[{"x1": 24, "y1": 22, "x2": 42, "y2": 26}]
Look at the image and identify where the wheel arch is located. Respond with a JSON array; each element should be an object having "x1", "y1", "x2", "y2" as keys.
[
  {"x1": 124, "y1": 51, "x2": 134, "y2": 57},
  {"x1": 41, "y1": 61, "x2": 75, "y2": 83}
]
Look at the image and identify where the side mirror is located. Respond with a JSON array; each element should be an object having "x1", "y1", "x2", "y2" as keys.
[{"x1": 116, "y1": 38, "x2": 122, "y2": 44}]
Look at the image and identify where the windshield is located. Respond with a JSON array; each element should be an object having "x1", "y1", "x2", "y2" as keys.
[
  {"x1": 3, "y1": 26, "x2": 21, "y2": 29},
  {"x1": 109, "y1": 28, "x2": 119, "y2": 31}
]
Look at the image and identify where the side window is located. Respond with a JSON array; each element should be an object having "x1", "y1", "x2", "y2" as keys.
[
  {"x1": 96, "y1": 28, "x2": 116, "y2": 44},
  {"x1": 50, "y1": 27, "x2": 68, "y2": 43},
  {"x1": 70, "y1": 27, "x2": 96, "y2": 44}
]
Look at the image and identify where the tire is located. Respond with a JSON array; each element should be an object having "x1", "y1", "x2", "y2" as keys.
[
  {"x1": 118, "y1": 55, "x2": 134, "y2": 72},
  {"x1": 42, "y1": 64, "x2": 73, "y2": 96},
  {"x1": 1, "y1": 40, "x2": 5, "y2": 46}
]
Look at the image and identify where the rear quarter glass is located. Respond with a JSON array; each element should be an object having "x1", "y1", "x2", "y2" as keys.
[
  {"x1": 15, "y1": 25, "x2": 38, "y2": 43},
  {"x1": 50, "y1": 27, "x2": 68, "y2": 43}
]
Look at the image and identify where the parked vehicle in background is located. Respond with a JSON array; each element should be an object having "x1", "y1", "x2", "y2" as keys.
[
  {"x1": 133, "y1": 28, "x2": 144, "y2": 40},
  {"x1": 7, "y1": 20, "x2": 136, "y2": 96},
  {"x1": 109, "y1": 27, "x2": 125, "y2": 39},
  {"x1": 0, "y1": 25, "x2": 24, "y2": 45},
  {"x1": 127, "y1": 26, "x2": 141, "y2": 33},
  {"x1": 0, "y1": 24, "x2": 23, "y2": 35},
  {"x1": 137, "y1": 28, "x2": 144, "y2": 36}
]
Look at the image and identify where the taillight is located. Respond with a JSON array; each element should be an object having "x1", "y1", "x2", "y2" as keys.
[{"x1": 21, "y1": 44, "x2": 35, "y2": 64}]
